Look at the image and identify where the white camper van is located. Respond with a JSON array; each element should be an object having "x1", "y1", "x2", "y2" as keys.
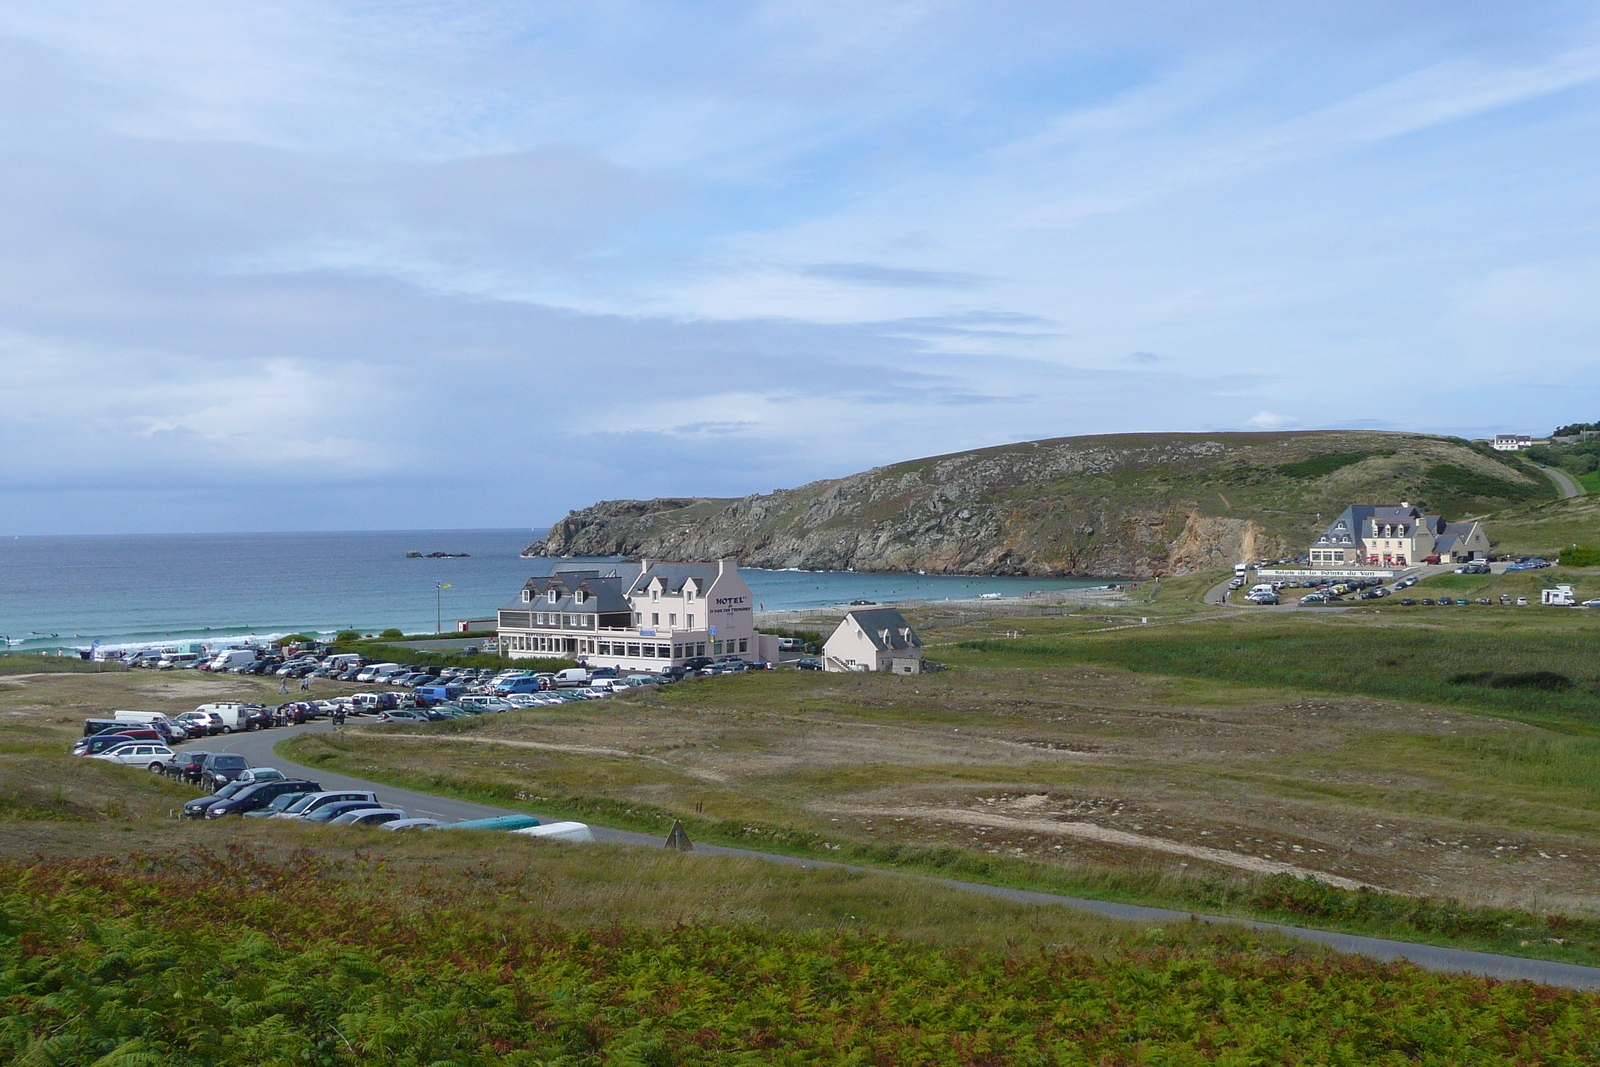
[{"x1": 1542, "y1": 585, "x2": 1576, "y2": 607}]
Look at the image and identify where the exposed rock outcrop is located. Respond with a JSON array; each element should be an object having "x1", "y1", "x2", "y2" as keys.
[{"x1": 526, "y1": 431, "x2": 1548, "y2": 578}]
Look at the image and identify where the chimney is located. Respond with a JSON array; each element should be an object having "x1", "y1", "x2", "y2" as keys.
[{"x1": 718, "y1": 558, "x2": 729, "y2": 577}]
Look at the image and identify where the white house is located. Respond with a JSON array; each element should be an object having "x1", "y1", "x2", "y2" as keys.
[
  {"x1": 1493, "y1": 434, "x2": 1534, "y2": 451},
  {"x1": 823, "y1": 609, "x2": 923, "y2": 673},
  {"x1": 497, "y1": 559, "x2": 764, "y2": 674}
]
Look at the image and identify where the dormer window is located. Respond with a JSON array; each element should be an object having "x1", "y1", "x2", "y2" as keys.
[
  {"x1": 574, "y1": 590, "x2": 585, "y2": 605},
  {"x1": 548, "y1": 590, "x2": 558, "y2": 604}
]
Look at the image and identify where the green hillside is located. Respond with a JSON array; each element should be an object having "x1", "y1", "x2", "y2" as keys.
[{"x1": 532, "y1": 431, "x2": 1555, "y2": 577}]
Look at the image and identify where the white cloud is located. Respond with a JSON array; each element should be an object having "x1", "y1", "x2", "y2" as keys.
[{"x1": 1, "y1": 2, "x2": 1599, "y2": 532}]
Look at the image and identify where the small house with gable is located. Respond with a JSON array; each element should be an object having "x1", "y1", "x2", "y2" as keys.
[{"x1": 823, "y1": 608, "x2": 924, "y2": 673}]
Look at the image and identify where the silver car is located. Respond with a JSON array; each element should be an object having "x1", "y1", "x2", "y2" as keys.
[{"x1": 90, "y1": 743, "x2": 175, "y2": 772}]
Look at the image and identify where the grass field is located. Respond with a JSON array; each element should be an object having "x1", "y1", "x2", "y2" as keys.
[{"x1": 7, "y1": 631, "x2": 1600, "y2": 1055}]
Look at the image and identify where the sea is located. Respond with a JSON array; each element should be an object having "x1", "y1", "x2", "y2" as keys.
[{"x1": 0, "y1": 530, "x2": 1118, "y2": 654}]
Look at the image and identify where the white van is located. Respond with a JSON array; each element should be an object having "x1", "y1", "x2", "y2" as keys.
[
  {"x1": 553, "y1": 667, "x2": 591, "y2": 688},
  {"x1": 1248, "y1": 584, "x2": 1276, "y2": 597},
  {"x1": 157, "y1": 653, "x2": 202, "y2": 670},
  {"x1": 194, "y1": 701, "x2": 250, "y2": 732},
  {"x1": 324, "y1": 653, "x2": 362, "y2": 669},
  {"x1": 207, "y1": 649, "x2": 257, "y2": 672},
  {"x1": 356, "y1": 663, "x2": 402, "y2": 683},
  {"x1": 1234, "y1": 563, "x2": 1249, "y2": 577}
]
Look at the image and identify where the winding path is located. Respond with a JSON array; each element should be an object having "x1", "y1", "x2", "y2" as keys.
[
  {"x1": 206, "y1": 723, "x2": 1600, "y2": 991},
  {"x1": 1536, "y1": 463, "x2": 1586, "y2": 499}
]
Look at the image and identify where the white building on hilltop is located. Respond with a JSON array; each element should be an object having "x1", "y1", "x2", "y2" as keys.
[
  {"x1": 1493, "y1": 434, "x2": 1534, "y2": 451},
  {"x1": 497, "y1": 559, "x2": 765, "y2": 673}
]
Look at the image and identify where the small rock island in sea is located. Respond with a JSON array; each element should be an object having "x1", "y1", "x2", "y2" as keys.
[{"x1": 405, "y1": 551, "x2": 471, "y2": 558}]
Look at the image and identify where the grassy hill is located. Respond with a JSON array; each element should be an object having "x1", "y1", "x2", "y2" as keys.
[{"x1": 530, "y1": 431, "x2": 1554, "y2": 578}]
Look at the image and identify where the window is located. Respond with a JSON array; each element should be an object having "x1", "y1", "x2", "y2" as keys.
[
  {"x1": 642, "y1": 644, "x2": 655, "y2": 657},
  {"x1": 656, "y1": 644, "x2": 670, "y2": 658},
  {"x1": 669, "y1": 613, "x2": 677, "y2": 626},
  {"x1": 712, "y1": 640, "x2": 722, "y2": 654},
  {"x1": 652, "y1": 588, "x2": 659, "y2": 601},
  {"x1": 695, "y1": 643, "x2": 706, "y2": 657},
  {"x1": 574, "y1": 590, "x2": 585, "y2": 605},
  {"x1": 686, "y1": 614, "x2": 694, "y2": 628},
  {"x1": 651, "y1": 613, "x2": 659, "y2": 626},
  {"x1": 521, "y1": 589, "x2": 531, "y2": 603},
  {"x1": 686, "y1": 587, "x2": 694, "y2": 603},
  {"x1": 738, "y1": 638, "x2": 748, "y2": 653},
  {"x1": 598, "y1": 642, "x2": 610, "y2": 655},
  {"x1": 627, "y1": 643, "x2": 640, "y2": 657},
  {"x1": 549, "y1": 590, "x2": 557, "y2": 603}
]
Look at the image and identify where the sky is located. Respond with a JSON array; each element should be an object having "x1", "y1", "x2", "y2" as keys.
[{"x1": 2, "y1": 1, "x2": 1598, "y2": 534}]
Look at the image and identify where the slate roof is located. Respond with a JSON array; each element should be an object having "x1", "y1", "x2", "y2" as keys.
[
  {"x1": 841, "y1": 608, "x2": 922, "y2": 652},
  {"x1": 503, "y1": 571, "x2": 631, "y2": 614},
  {"x1": 626, "y1": 562, "x2": 720, "y2": 597}
]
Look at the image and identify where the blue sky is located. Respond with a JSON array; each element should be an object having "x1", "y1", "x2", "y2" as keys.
[{"x1": 2, "y1": 2, "x2": 1598, "y2": 534}]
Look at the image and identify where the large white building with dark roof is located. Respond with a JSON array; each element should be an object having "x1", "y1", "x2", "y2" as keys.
[
  {"x1": 1309, "y1": 504, "x2": 1490, "y2": 568},
  {"x1": 497, "y1": 559, "x2": 760, "y2": 672}
]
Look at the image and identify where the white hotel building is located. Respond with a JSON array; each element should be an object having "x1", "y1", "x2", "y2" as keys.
[{"x1": 497, "y1": 559, "x2": 763, "y2": 673}]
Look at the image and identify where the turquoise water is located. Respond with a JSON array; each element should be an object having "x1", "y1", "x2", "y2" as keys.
[{"x1": 0, "y1": 529, "x2": 1115, "y2": 653}]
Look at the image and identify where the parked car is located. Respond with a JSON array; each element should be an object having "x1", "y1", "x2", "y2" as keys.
[
  {"x1": 163, "y1": 750, "x2": 214, "y2": 781},
  {"x1": 173, "y1": 711, "x2": 214, "y2": 737},
  {"x1": 302, "y1": 800, "x2": 383, "y2": 824},
  {"x1": 90, "y1": 742, "x2": 176, "y2": 772},
  {"x1": 382, "y1": 818, "x2": 443, "y2": 831},
  {"x1": 328, "y1": 808, "x2": 408, "y2": 827},
  {"x1": 183, "y1": 780, "x2": 256, "y2": 818},
  {"x1": 376, "y1": 709, "x2": 429, "y2": 723},
  {"x1": 794, "y1": 658, "x2": 823, "y2": 671},
  {"x1": 73, "y1": 733, "x2": 145, "y2": 757},
  {"x1": 1399, "y1": 598, "x2": 1416, "y2": 606},
  {"x1": 204, "y1": 779, "x2": 321, "y2": 818},
  {"x1": 1583, "y1": 599, "x2": 1600, "y2": 609},
  {"x1": 270, "y1": 791, "x2": 379, "y2": 819},
  {"x1": 1419, "y1": 598, "x2": 1435, "y2": 606},
  {"x1": 1517, "y1": 597, "x2": 1529, "y2": 606},
  {"x1": 199, "y1": 753, "x2": 252, "y2": 788}
]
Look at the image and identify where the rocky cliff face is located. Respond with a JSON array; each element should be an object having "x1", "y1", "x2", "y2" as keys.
[{"x1": 526, "y1": 431, "x2": 1549, "y2": 578}]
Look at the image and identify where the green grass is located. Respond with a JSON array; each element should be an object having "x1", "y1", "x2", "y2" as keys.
[
  {"x1": 0, "y1": 654, "x2": 126, "y2": 675},
  {"x1": 5, "y1": 851, "x2": 1597, "y2": 1065},
  {"x1": 280, "y1": 731, "x2": 1600, "y2": 967},
  {"x1": 953, "y1": 615, "x2": 1600, "y2": 735}
]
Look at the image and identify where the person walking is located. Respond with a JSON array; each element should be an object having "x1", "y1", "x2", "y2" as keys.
[
  {"x1": 299, "y1": 675, "x2": 310, "y2": 692},
  {"x1": 278, "y1": 676, "x2": 288, "y2": 694}
]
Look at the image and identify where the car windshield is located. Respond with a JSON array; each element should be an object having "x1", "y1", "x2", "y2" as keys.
[{"x1": 210, "y1": 756, "x2": 247, "y2": 769}]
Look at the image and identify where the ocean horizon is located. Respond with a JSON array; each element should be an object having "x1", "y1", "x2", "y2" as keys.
[{"x1": 1, "y1": 528, "x2": 1118, "y2": 653}]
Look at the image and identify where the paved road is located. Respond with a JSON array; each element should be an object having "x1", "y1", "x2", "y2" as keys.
[
  {"x1": 1536, "y1": 463, "x2": 1586, "y2": 499},
  {"x1": 203, "y1": 723, "x2": 1600, "y2": 991}
]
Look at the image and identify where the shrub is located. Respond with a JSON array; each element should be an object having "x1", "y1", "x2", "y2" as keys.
[
  {"x1": 1275, "y1": 450, "x2": 1388, "y2": 479},
  {"x1": 379, "y1": 628, "x2": 405, "y2": 640},
  {"x1": 1560, "y1": 546, "x2": 1600, "y2": 567},
  {"x1": 1450, "y1": 670, "x2": 1576, "y2": 692},
  {"x1": 335, "y1": 630, "x2": 362, "y2": 644},
  {"x1": 274, "y1": 633, "x2": 314, "y2": 646}
]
